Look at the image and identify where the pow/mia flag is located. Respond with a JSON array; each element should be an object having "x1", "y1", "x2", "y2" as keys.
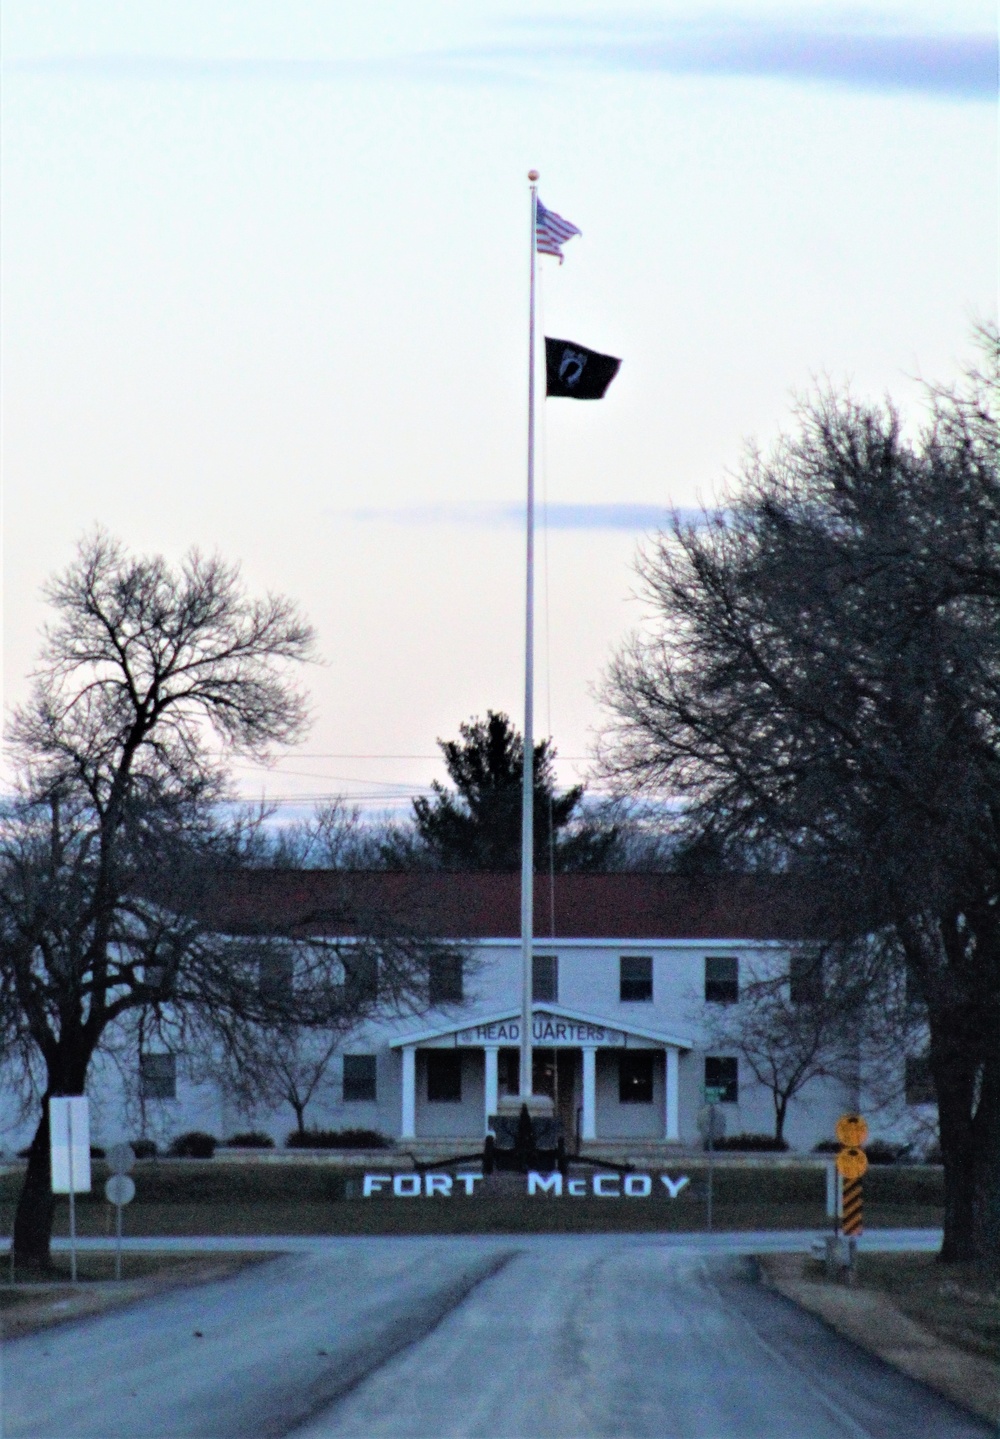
[{"x1": 545, "y1": 338, "x2": 621, "y2": 399}]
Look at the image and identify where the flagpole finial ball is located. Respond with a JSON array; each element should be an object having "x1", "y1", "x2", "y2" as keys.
[{"x1": 528, "y1": 169, "x2": 539, "y2": 182}]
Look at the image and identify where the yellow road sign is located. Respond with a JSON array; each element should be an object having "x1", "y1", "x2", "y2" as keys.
[
  {"x1": 835, "y1": 1113, "x2": 868, "y2": 1148},
  {"x1": 836, "y1": 1146, "x2": 869, "y2": 1180},
  {"x1": 842, "y1": 1176, "x2": 863, "y2": 1235}
]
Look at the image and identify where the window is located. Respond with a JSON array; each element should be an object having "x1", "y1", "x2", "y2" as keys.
[
  {"x1": 704, "y1": 1055, "x2": 738, "y2": 1104},
  {"x1": 426, "y1": 1051, "x2": 462, "y2": 1102},
  {"x1": 343, "y1": 1054, "x2": 377, "y2": 1103},
  {"x1": 705, "y1": 956, "x2": 739, "y2": 1004},
  {"x1": 789, "y1": 954, "x2": 824, "y2": 1005},
  {"x1": 140, "y1": 1051, "x2": 176, "y2": 1100},
  {"x1": 905, "y1": 1056, "x2": 936, "y2": 1106},
  {"x1": 619, "y1": 1052, "x2": 654, "y2": 1104},
  {"x1": 429, "y1": 954, "x2": 463, "y2": 1005},
  {"x1": 533, "y1": 954, "x2": 558, "y2": 1003},
  {"x1": 620, "y1": 955, "x2": 653, "y2": 1002},
  {"x1": 344, "y1": 952, "x2": 378, "y2": 1002},
  {"x1": 258, "y1": 952, "x2": 294, "y2": 1005}
]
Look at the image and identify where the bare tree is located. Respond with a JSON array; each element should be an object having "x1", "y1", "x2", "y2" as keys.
[
  {"x1": 213, "y1": 1025, "x2": 345, "y2": 1139},
  {"x1": 707, "y1": 950, "x2": 856, "y2": 1144},
  {"x1": 0, "y1": 533, "x2": 438, "y2": 1269},
  {"x1": 601, "y1": 332, "x2": 1000, "y2": 1271},
  {"x1": 264, "y1": 799, "x2": 388, "y2": 870}
]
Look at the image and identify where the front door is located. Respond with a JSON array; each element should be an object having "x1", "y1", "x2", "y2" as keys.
[{"x1": 532, "y1": 1049, "x2": 579, "y2": 1151}]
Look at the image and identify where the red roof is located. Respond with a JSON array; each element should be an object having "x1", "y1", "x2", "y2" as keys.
[{"x1": 200, "y1": 870, "x2": 815, "y2": 942}]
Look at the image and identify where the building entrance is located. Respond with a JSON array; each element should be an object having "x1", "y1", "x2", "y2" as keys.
[
  {"x1": 533, "y1": 1048, "x2": 579, "y2": 1151},
  {"x1": 495, "y1": 1047, "x2": 580, "y2": 1150}
]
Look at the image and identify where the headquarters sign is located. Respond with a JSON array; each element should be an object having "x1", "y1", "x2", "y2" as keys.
[{"x1": 455, "y1": 1017, "x2": 626, "y2": 1047}]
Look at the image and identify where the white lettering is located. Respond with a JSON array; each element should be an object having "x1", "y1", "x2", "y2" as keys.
[
  {"x1": 425, "y1": 1174, "x2": 452, "y2": 1197},
  {"x1": 660, "y1": 1175, "x2": 690, "y2": 1199},
  {"x1": 362, "y1": 1174, "x2": 391, "y2": 1197},
  {"x1": 393, "y1": 1174, "x2": 421, "y2": 1197},
  {"x1": 527, "y1": 1171, "x2": 563, "y2": 1196},
  {"x1": 624, "y1": 1174, "x2": 652, "y2": 1197},
  {"x1": 593, "y1": 1173, "x2": 620, "y2": 1197},
  {"x1": 567, "y1": 1178, "x2": 587, "y2": 1197},
  {"x1": 456, "y1": 1173, "x2": 483, "y2": 1195}
]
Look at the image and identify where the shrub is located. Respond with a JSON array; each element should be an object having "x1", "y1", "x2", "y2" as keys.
[
  {"x1": 865, "y1": 1139, "x2": 911, "y2": 1165},
  {"x1": 16, "y1": 1142, "x2": 109, "y2": 1159},
  {"x1": 18, "y1": 1143, "x2": 106, "y2": 1158},
  {"x1": 712, "y1": 1133, "x2": 789, "y2": 1152},
  {"x1": 132, "y1": 1137, "x2": 158, "y2": 1159},
  {"x1": 222, "y1": 1131, "x2": 275, "y2": 1149},
  {"x1": 285, "y1": 1127, "x2": 390, "y2": 1150},
  {"x1": 812, "y1": 1138, "x2": 912, "y2": 1163},
  {"x1": 169, "y1": 1131, "x2": 218, "y2": 1159}
]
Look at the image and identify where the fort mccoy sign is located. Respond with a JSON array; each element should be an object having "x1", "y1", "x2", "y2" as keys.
[{"x1": 363, "y1": 1172, "x2": 691, "y2": 1198}]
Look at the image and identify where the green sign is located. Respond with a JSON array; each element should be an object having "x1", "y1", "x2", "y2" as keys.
[{"x1": 704, "y1": 1086, "x2": 727, "y2": 1104}]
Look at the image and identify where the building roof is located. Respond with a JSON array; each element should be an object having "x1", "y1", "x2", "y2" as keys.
[{"x1": 197, "y1": 870, "x2": 817, "y2": 943}]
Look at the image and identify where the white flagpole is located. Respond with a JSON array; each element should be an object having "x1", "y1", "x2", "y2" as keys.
[{"x1": 520, "y1": 170, "x2": 539, "y2": 1101}]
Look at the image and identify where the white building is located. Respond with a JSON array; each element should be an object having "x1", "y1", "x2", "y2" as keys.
[{"x1": 2, "y1": 873, "x2": 934, "y2": 1156}]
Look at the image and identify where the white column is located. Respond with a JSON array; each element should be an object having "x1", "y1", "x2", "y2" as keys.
[
  {"x1": 581, "y1": 1046, "x2": 597, "y2": 1141},
  {"x1": 665, "y1": 1046, "x2": 680, "y2": 1142},
  {"x1": 401, "y1": 1045, "x2": 416, "y2": 1140},
  {"x1": 484, "y1": 1046, "x2": 499, "y2": 1131}
]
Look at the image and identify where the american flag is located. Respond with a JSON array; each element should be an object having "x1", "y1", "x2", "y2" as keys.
[{"x1": 535, "y1": 198, "x2": 581, "y2": 263}]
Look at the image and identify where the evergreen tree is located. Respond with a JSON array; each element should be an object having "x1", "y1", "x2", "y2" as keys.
[{"x1": 412, "y1": 711, "x2": 618, "y2": 871}]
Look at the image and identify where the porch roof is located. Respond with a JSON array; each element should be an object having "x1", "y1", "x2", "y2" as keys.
[{"x1": 388, "y1": 1002, "x2": 694, "y2": 1051}]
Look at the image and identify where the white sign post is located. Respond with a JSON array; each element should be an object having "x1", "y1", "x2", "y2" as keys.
[
  {"x1": 105, "y1": 1144, "x2": 136, "y2": 1281},
  {"x1": 698, "y1": 1096, "x2": 727, "y2": 1234},
  {"x1": 49, "y1": 1096, "x2": 91, "y2": 1283}
]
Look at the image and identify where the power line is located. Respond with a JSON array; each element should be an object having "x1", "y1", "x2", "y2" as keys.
[{"x1": 233, "y1": 752, "x2": 595, "y2": 764}]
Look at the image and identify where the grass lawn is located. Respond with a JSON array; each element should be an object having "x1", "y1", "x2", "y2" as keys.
[
  {"x1": 0, "y1": 1161, "x2": 944, "y2": 1237},
  {"x1": 852, "y1": 1252, "x2": 1000, "y2": 1365},
  {"x1": 0, "y1": 1251, "x2": 274, "y2": 1338}
]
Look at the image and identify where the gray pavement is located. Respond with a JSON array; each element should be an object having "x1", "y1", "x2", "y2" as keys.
[{"x1": 1, "y1": 1232, "x2": 988, "y2": 1439}]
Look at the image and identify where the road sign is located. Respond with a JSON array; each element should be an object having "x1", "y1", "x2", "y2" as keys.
[
  {"x1": 835, "y1": 1113, "x2": 868, "y2": 1148},
  {"x1": 703, "y1": 1086, "x2": 727, "y2": 1105},
  {"x1": 107, "y1": 1143, "x2": 136, "y2": 1176},
  {"x1": 841, "y1": 1177, "x2": 863, "y2": 1236},
  {"x1": 835, "y1": 1146, "x2": 869, "y2": 1180},
  {"x1": 104, "y1": 1175, "x2": 136, "y2": 1206},
  {"x1": 697, "y1": 1105, "x2": 727, "y2": 1143},
  {"x1": 49, "y1": 1096, "x2": 92, "y2": 1195},
  {"x1": 49, "y1": 1095, "x2": 91, "y2": 1285}
]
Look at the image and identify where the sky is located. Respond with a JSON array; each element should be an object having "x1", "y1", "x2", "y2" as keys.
[{"x1": 2, "y1": 2, "x2": 997, "y2": 818}]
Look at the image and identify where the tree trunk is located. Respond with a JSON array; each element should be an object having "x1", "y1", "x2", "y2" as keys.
[
  {"x1": 13, "y1": 1042, "x2": 92, "y2": 1272},
  {"x1": 773, "y1": 1096, "x2": 788, "y2": 1144},
  {"x1": 913, "y1": 913, "x2": 998, "y2": 1271},
  {"x1": 971, "y1": 1049, "x2": 1000, "y2": 1282},
  {"x1": 930, "y1": 1015, "x2": 980, "y2": 1264},
  {"x1": 12, "y1": 1101, "x2": 57, "y2": 1273},
  {"x1": 290, "y1": 1098, "x2": 307, "y2": 1137},
  {"x1": 936, "y1": 1085, "x2": 976, "y2": 1262}
]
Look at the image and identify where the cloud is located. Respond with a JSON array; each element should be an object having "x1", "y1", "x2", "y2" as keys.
[
  {"x1": 488, "y1": 19, "x2": 997, "y2": 99},
  {"x1": 7, "y1": 13, "x2": 995, "y2": 100},
  {"x1": 340, "y1": 502, "x2": 714, "y2": 530}
]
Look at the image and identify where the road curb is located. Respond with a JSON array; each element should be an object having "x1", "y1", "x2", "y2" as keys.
[{"x1": 758, "y1": 1253, "x2": 998, "y2": 1427}]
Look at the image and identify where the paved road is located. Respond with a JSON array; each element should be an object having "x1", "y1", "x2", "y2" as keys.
[{"x1": 2, "y1": 1234, "x2": 987, "y2": 1439}]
